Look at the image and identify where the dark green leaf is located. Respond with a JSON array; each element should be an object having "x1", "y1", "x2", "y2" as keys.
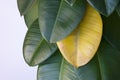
[
  {"x1": 102, "y1": 11, "x2": 120, "y2": 51},
  {"x1": 87, "y1": 0, "x2": 120, "y2": 16},
  {"x1": 24, "y1": 0, "x2": 38, "y2": 28},
  {"x1": 37, "y1": 39, "x2": 120, "y2": 80},
  {"x1": 23, "y1": 19, "x2": 57, "y2": 66},
  {"x1": 116, "y1": 3, "x2": 120, "y2": 16},
  {"x1": 37, "y1": 50, "x2": 94, "y2": 80},
  {"x1": 95, "y1": 38, "x2": 120, "y2": 80},
  {"x1": 37, "y1": 50, "x2": 62, "y2": 80},
  {"x1": 17, "y1": 0, "x2": 36, "y2": 15},
  {"x1": 38, "y1": 0, "x2": 86, "y2": 42}
]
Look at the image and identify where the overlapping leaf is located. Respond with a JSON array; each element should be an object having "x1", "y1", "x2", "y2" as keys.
[
  {"x1": 87, "y1": 0, "x2": 120, "y2": 16},
  {"x1": 57, "y1": 5, "x2": 102, "y2": 67},
  {"x1": 17, "y1": 0, "x2": 36, "y2": 15},
  {"x1": 24, "y1": 0, "x2": 38, "y2": 28},
  {"x1": 102, "y1": 11, "x2": 120, "y2": 51},
  {"x1": 17, "y1": 1, "x2": 120, "y2": 80},
  {"x1": 37, "y1": 39, "x2": 120, "y2": 80},
  {"x1": 23, "y1": 19, "x2": 57, "y2": 66},
  {"x1": 37, "y1": 50, "x2": 89, "y2": 80},
  {"x1": 38, "y1": 0, "x2": 86, "y2": 42}
]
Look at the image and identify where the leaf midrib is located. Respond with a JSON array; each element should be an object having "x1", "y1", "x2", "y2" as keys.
[
  {"x1": 59, "y1": 58, "x2": 65, "y2": 80},
  {"x1": 76, "y1": 28, "x2": 80, "y2": 66},
  {"x1": 29, "y1": 38, "x2": 44, "y2": 65},
  {"x1": 59, "y1": 58, "x2": 81, "y2": 80},
  {"x1": 50, "y1": 0, "x2": 64, "y2": 42},
  {"x1": 97, "y1": 53, "x2": 103, "y2": 80}
]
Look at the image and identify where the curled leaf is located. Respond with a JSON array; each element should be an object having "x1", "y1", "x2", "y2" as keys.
[{"x1": 57, "y1": 4, "x2": 102, "y2": 67}]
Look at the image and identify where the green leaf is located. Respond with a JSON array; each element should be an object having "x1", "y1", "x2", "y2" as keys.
[
  {"x1": 102, "y1": 11, "x2": 120, "y2": 50},
  {"x1": 37, "y1": 50, "x2": 87, "y2": 80},
  {"x1": 24, "y1": 0, "x2": 38, "y2": 28},
  {"x1": 116, "y1": 3, "x2": 120, "y2": 16},
  {"x1": 37, "y1": 39, "x2": 120, "y2": 80},
  {"x1": 37, "y1": 50, "x2": 62, "y2": 80},
  {"x1": 23, "y1": 19, "x2": 57, "y2": 66},
  {"x1": 95, "y1": 38, "x2": 120, "y2": 80},
  {"x1": 38, "y1": 0, "x2": 86, "y2": 42},
  {"x1": 87, "y1": 0, "x2": 120, "y2": 16},
  {"x1": 17, "y1": 0, "x2": 36, "y2": 15}
]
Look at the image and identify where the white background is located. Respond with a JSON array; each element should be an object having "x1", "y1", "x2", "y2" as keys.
[{"x1": 0, "y1": 0, "x2": 37, "y2": 80}]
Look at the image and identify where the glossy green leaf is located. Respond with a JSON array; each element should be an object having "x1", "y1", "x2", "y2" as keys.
[
  {"x1": 87, "y1": 0, "x2": 120, "y2": 16},
  {"x1": 102, "y1": 11, "x2": 120, "y2": 51},
  {"x1": 38, "y1": 0, "x2": 86, "y2": 42},
  {"x1": 17, "y1": 0, "x2": 36, "y2": 15},
  {"x1": 24, "y1": 0, "x2": 38, "y2": 28},
  {"x1": 116, "y1": 3, "x2": 120, "y2": 16},
  {"x1": 37, "y1": 50, "x2": 90, "y2": 80},
  {"x1": 23, "y1": 19, "x2": 57, "y2": 66},
  {"x1": 37, "y1": 50, "x2": 62, "y2": 80},
  {"x1": 37, "y1": 39, "x2": 120, "y2": 80}
]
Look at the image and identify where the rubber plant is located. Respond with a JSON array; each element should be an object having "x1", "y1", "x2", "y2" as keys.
[{"x1": 17, "y1": 0, "x2": 120, "y2": 80}]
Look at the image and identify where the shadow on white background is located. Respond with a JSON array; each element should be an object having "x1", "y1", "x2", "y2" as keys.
[{"x1": 0, "y1": 0, "x2": 37, "y2": 80}]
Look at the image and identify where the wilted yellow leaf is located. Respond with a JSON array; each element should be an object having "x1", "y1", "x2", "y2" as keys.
[{"x1": 57, "y1": 4, "x2": 102, "y2": 68}]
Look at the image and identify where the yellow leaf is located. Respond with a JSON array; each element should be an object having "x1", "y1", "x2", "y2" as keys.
[{"x1": 57, "y1": 4, "x2": 103, "y2": 68}]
